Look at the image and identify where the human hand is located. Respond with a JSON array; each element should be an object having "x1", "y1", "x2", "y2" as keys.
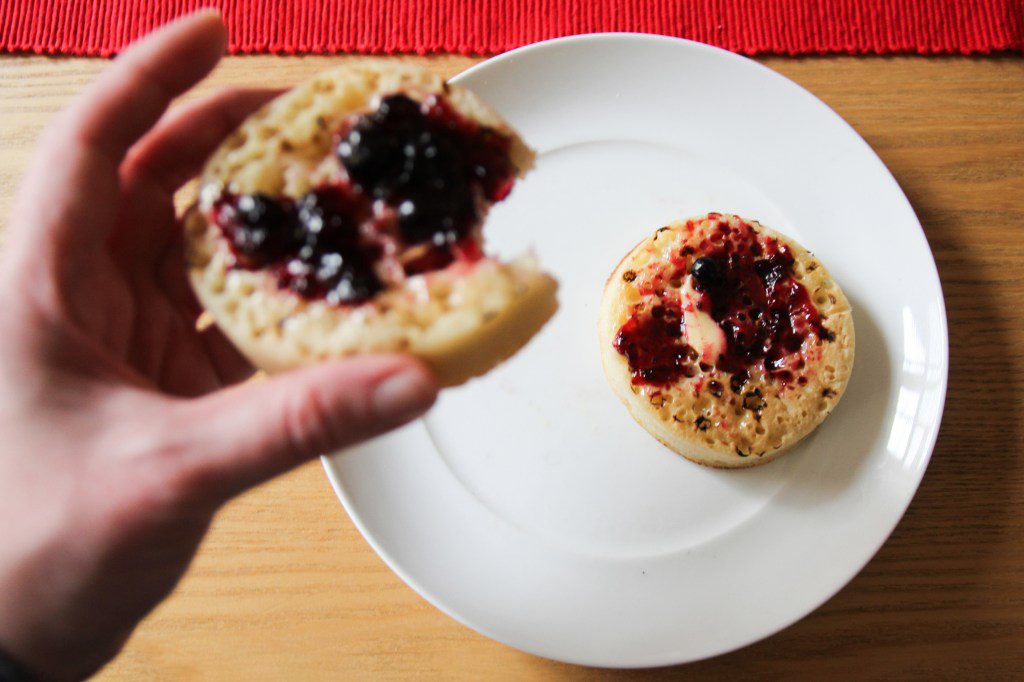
[{"x1": 0, "y1": 11, "x2": 438, "y2": 679}]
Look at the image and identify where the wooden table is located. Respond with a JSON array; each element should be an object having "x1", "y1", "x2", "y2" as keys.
[{"x1": 2, "y1": 53, "x2": 1023, "y2": 679}]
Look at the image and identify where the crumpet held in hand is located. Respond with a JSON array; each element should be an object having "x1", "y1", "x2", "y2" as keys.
[{"x1": 186, "y1": 61, "x2": 557, "y2": 386}]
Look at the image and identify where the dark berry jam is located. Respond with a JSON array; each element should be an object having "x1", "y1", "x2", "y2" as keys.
[
  {"x1": 613, "y1": 299, "x2": 699, "y2": 386},
  {"x1": 613, "y1": 217, "x2": 832, "y2": 386},
  {"x1": 336, "y1": 94, "x2": 514, "y2": 246},
  {"x1": 213, "y1": 193, "x2": 297, "y2": 268},
  {"x1": 690, "y1": 256, "x2": 723, "y2": 287},
  {"x1": 214, "y1": 186, "x2": 382, "y2": 304},
  {"x1": 211, "y1": 93, "x2": 517, "y2": 305},
  {"x1": 280, "y1": 187, "x2": 382, "y2": 303},
  {"x1": 688, "y1": 219, "x2": 830, "y2": 378}
]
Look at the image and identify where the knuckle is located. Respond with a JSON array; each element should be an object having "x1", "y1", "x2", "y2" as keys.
[{"x1": 280, "y1": 384, "x2": 354, "y2": 460}]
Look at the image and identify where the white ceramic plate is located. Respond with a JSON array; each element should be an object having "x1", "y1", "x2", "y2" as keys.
[{"x1": 323, "y1": 34, "x2": 948, "y2": 667}]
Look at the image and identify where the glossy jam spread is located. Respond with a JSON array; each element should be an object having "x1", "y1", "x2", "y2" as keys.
[
  {"x1": 211, "y1": 94, "x2": 515, "y2": 305},
  {"x1": 615, "y1": 218, "x2": 833, "y2": 387},
  {"x1": 337, "y1": 94, "x2": 514, "y2": 245},
  {"x1": 613, "y1": 299, "x2": 699, "y2": 385},
  {"x1": 214, "y1": 187, "x2": 383, "y2": 304}
]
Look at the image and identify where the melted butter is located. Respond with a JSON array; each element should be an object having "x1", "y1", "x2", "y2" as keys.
[{"x1": 680, "y1": 276, "x2": 726, "y2": 363}]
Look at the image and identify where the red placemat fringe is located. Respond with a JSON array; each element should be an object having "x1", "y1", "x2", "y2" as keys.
[{"x1": 1, "y1": 0, "x2": 1021, "y2": 57}]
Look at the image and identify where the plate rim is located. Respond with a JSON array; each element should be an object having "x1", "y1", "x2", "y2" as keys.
[{"x1": 321, "y1": 31, "x2": 950, "y2": 668}]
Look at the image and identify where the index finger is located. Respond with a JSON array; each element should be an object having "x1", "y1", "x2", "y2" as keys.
[
  {"x1": 69, "y1": 10, "x2": 227, "y2": 166},
  {"x1": 11, "y1": 11, "x2": 227, "y2": 257}
]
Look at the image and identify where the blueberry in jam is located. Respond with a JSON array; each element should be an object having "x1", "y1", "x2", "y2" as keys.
[
  {"x1": 336, "y1": 94, "x2": 513, "y2": 246},
  {"x1": 336, "y1": 95, "x2": 421, "y2": 200},
  {"x1": 214, "y1": 192, "x2": 296, "y2": 268},
  {"x1": 293, "y1": 186, "x2": 366, "y2": 254},
  {"x1": 690, "y1": 257, "x2": 723, "y2": 288},
  {"x1": 282, "y1": 187, "x2": 381, "y2": 304}
]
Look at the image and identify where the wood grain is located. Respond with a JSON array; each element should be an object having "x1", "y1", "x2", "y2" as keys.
[{"x1": 1, "y1": 53, "x2": 1023, "y2": 679}]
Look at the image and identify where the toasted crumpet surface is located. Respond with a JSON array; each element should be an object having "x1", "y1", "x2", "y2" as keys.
[
  {"x1": 598, "y1": 214, "x2": 854, "y2": 468},
  {"x1": 186, "y1": 61, "x2": 555, "y2": 387}
]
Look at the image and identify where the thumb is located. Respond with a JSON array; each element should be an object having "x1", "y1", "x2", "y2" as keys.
[{"x1": 168, "y1": 355, "x2": 438, "y2": 499}]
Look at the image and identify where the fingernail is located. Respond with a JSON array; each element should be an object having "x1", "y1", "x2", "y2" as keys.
[{"x1": 372, "y1": 367, "x2": 437, "y2": 423}]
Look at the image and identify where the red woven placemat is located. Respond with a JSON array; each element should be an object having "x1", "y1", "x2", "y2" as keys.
[{"x1": 2, "y1": 0, "x2": 1021, "y2": 57}]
